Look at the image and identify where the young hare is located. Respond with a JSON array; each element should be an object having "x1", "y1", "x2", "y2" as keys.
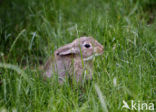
[{"x1": 44, "y1": 36, "x2": 104, "y2": 83}]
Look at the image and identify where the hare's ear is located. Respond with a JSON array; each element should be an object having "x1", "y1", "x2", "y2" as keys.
[
  {"x1": 55, "y1": 43, "x2": 80, "y2": 56},
  {"x1": 59, "y1": 48, "x2": 80, "y2": 55}
]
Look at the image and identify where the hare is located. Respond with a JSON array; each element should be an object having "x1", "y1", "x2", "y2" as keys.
[{"x1": 43, "y1": 36, "x2": 104, "y2": 83}]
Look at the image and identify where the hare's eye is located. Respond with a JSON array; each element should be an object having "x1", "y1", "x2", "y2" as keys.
[{"x1": 84, "y1": 44, "x2": 91, "y2": 48}]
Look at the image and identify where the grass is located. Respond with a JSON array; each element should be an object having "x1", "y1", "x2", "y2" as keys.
[{"x1": 0, "y1": 0, "x2": 156, "y2": 111}]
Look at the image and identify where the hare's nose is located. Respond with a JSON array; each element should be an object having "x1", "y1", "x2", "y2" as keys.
[
  {"x1": 101, "y1": 45, "x2": 104, "y2": 50},
  {"x1": 99, "y1": 47, "x2": 104, "y2": 53},
  {"x1": 94, "y1": 46, "x2": 104, "y2": 54},
  {"x1": 100, "y1": 45, "x2": 104, "y2": 53}
]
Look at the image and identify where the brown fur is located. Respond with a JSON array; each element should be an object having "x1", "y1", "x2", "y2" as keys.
[{"x1": 43, "y1": 36, "x2": 104, "y2": 83}]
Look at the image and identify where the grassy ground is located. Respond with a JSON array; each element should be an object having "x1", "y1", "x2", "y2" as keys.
[{"x1": 0, "y1": 0, "x2": 156, "y2": 111}]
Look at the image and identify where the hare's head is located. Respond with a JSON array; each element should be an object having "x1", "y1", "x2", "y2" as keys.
[{"x1": 55, "y1": 36, "x2": 104, "y2": 61}]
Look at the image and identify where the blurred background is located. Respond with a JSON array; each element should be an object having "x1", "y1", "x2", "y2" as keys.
[
  {"x1": 0, "y1": 0, "x2": 156, "y2": 111},
  {"x1": 0, "y1": 0, "x2": 155, "y2": 65}
]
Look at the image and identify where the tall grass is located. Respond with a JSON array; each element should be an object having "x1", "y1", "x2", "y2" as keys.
[{"x1": 0, "y1": 0, "x2": 156, "y2": 111}]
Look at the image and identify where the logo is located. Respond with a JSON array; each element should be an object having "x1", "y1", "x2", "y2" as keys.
[{"x1": 122, "y1": 100, "x2": 155, "y2": 111}]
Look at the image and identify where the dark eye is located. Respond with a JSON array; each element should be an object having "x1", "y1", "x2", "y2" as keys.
[{"x1": 84, "y1": 44, "x2": 91, "y2": 48}]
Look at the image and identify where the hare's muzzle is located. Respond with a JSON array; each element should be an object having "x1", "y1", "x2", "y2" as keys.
[{"x1": 94, "y1": 45, "x2": 104, "y2": 55}]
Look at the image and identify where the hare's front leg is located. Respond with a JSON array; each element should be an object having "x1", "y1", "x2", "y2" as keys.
[
  {"x1": 74, "y1": 59, "x2": 93, "y2": 82},
  {"x1": 74, "y1": 59, "x2": 84, "y2": 82},
  {"x1": 56, "y1": 60, "x2": 70, "y2": 83}
]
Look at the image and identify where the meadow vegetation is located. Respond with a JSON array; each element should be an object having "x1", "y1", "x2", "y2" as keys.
[{"x1": 0, "y1": 0, "x2": 156, "y2": 111}]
